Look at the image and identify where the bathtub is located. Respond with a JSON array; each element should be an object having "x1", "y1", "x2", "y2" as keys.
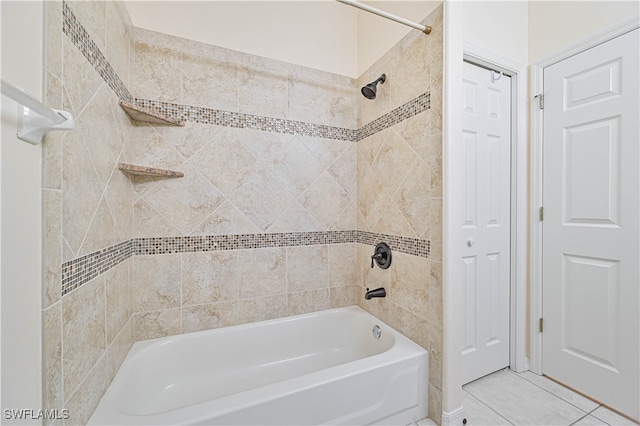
[{"x1": 89, "y1": 306, "x2": 429, "y2": 425}]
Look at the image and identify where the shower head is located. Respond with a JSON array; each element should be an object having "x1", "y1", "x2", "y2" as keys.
[{"x1": 361, "y1": 74, "x2": 386, "y2": 100}]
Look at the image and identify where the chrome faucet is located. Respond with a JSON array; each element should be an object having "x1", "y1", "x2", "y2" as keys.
[{"x1": 364, "y1": 287, "x2": 386, "y2": 300}]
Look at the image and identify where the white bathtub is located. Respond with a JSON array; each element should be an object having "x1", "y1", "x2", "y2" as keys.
[{"x1": 89, "y1": 306, "x2": 428, "y2": 425}]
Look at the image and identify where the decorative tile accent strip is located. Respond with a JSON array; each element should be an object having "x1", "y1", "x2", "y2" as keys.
[
  {"x1": 135, "y1": 231, "x2": 358, "y2": 255},
  {"x1": 62, "y1": 1, "x2": 133, "y2": 102},
  {"x1": 60, "y1": 230, "x2": 430, "y2": 296},
  {"x1": 357, "y1": 231, "x2": 430, "y2": 258},
  {"x1": 134, "y1": 99, "x2": 358, "y2": 142},
  {"x1": 61, "y1": 240, "x2": 135, "y2": 296},
  {"x1": 357, "y1": 92, "x2": 430, "y2": 141}
]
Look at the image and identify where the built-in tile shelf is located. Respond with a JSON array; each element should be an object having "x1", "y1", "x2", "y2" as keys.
[
  {"x1": 118, "y1": 163, "x2": 184, "y2": 178},
  {"x1": 119, "y1": 100, "x2": 185, "y2": 126}
]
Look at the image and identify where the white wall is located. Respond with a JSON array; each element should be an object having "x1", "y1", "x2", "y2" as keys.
[
  {"x1": 529, "y1": 0, "x2": 640, "y2": 64},
  {"x1": 463, "y1": 0, "x2": 528, "y2": 65},
  {"x1": 0, "y1": 1, "x2": 44, "y2": 422},
  {"x1": 357, "y1": 1, "x2": 441, "y2": 75},
  {"x1": 124, "y1": 0, "x2": 440, "y2": 78},
  {"x1": 124, "y1": 0, "x2": 359, "y2": 77}
]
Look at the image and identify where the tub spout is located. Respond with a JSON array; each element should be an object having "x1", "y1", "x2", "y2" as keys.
[{"x1": 364, "y1": 287, "x2": 386, "y2": 300}]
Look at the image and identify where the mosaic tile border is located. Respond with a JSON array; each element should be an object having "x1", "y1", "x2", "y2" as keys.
[
  {"x1": 135, "y1": 231, "x2": 358, "y2": 255},
  {"x1": 60, "y1": 231, "x2": 430, "y2": 296},
  {"x1": 62, "y1": 1, "x2": 133, "y2": 103},
  {"x1": 134, "y1": 99, "x2": 357, "y2": 142},
  {"x1": 61, "y1": 240, "x2": 135, "y2": 296},
  {"x1": 357, "y1": 92, "x2": 430, "y2": 141}
]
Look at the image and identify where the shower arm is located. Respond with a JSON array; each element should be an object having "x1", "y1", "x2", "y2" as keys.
[{"x1": 335, "y1": 0, "x2": 432, "y2": 35}]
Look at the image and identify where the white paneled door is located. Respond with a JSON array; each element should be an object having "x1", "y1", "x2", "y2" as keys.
[
  {"x1": 542, "y1": 29, "x2": 639, "y2": 420},
  {"x1": 461, "y1": 61, "x2": 511, "y2": 385}
]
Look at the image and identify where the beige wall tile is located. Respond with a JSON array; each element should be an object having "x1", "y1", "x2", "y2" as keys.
[
  {"x1": 286, "y1": 245, "x2": 328, "y2": 293},
  {"x1": 62, "y1": 38, "x2": 103, "y2": 117},
  {"x1": 125, "y1": 124, "x2": 186, "y2": 173},
  {"x1": 104, "y1": 159, "x2": 135, "y2": 241},
  {"x1": 288, "y1": 289, "x2": 330, "y2": 316},
  {"x1": 79, "y1": 197, "x2": 119, "y2": 257},
  {"x1": 105, "y1": 1, "x2": 131, "y2": 89},
  {"x1": 61, "y1": 124, "x2": 102, "y2": 257},
  {"x1": 393, "y1": 157, "x2": 432, "y2": 237},
  {"x1": 62, "y1": 276, "x2": 105, "y2": 397},
  {"x1": 329, "y1": 243, "x2": 358, "y2": 287},
  {"x1": 106, "y1": 321, "x2": 133, "y2": 387},
  {"x1": 77, "y1": 85, "x2": 122, "y2": 189},
  {"x1": 43, "y1": 303, "x2": 63, "y2": 413},
  {"x1": 66, "y1": 1, "x2": 106, "y2": 52},
  {"x1": 229, "y1": 166, "x2": 294, "y2": 232},
  {"x1": 105, "y1": 260, "x2": 131, "y2": 346},
  {"x1": 182, "y1": 54, "x2": 238, "y2": 111},
  {"x1": 373, "y1": 202, "x2": 416, "y2": 238},
  {"x1": 192, "y1": 202, "x2": 261, "y2": 236},
  {"x1": 188, "y1": 127, "x2": 259, "y2": 197},
  {"x1": 258, "y1": 135, "x2": 324, "y2": 198},
  {"x1": 302, "y1": 137, "x2": 350, "y2": 170},
  {"x1": 389, "y1": 252, "x2": 430, "y2": 319},
  {"x1": 43, "y1": 190, "x2": 62, "y2": 308},
  {"x1": 43, "y1": 71, "x2": 63, "y2": 190},
  {"x1": 133, "y1": 199, "x2": 183, "y2": 238},
  {"x1": 131, "y1": 308, "x2": 181, "y2": 341},
  {"x1": 132, "y1": 254, "x2": 181, "y2": 312},
  {"x1": 64, "y1": 357, "x2": 107, "y2": 426},
  {"x1": 182, "y1": 301, "x2": 238, "y2": 333},
  {"x1": 238, "y1": 295, "x2": 287, "y2": 324},
  {"x1": 238, "y1": 248, "x2": 286, "y2": 298},
  {"x1": 429, "y1": 261, "x2": 443, "y2": 328},
  {"x1": 143, "y1": 163, "x2": 224, "y2": 235},
  {"x1": 267, "y1": 202, "x2": 323, "y2": 233},
  {"x1": 238, "y1": 66, "x2": 288, "y2": 119},
  {"x1": 182, "y1": 251, "x2": 239, "y2": 306},
  {"x1": 133, "y1": 42, "x2": 182, "y2": 102},
  {"x1": 329, "y1": 86, "x2": 358, "y2": 129},
  {"x1": 328, "y1": 144, "x2": 357, "y2": 199},
  {"x1": 330, "y1": 285, "x2": 359, "y2": 308},
  {"x1": 300, "y1": 172, "x2": 352, "y2": 229},
  {"x1": 44, "y1": 1, "x2": 63, "y2": 78},
  {"x1": 287, "y1": 79, "x2": 330, "y2": 125}
]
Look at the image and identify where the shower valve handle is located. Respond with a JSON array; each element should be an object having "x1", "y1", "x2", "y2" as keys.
[{"x1": 371, "y1": 253, "x2": 383, "y2": 268}]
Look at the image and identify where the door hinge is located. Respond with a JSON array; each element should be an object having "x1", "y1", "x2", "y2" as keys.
[
  {"x1": 539, "y1": 206, "x2": 544, "y2": 222},
  {"x1": 539, "y1": 318, "x2": 544, "y2": 333},
  {"x1": 535, "y1": 94, "x2": 544, "y2": 109}
]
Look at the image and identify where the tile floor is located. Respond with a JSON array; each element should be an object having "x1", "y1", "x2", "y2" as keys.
[{"x1": 462, "y1": 368, "x2": 639, "y2": 426}]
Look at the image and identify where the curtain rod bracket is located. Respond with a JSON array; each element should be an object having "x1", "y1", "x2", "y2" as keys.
[
  {"x1": 1, "y1": 79, "x2": 75, "y2": 145},
  {"x1": 336, "y1": 0, "x2": 431, "y2": 36},
  {"x1": 17, "y1": 107, "x2": 75, "y2": 145}
]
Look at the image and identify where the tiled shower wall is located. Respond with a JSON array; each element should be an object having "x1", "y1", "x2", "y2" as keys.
[
  {"x1": 42, "y1": 1, "x2": 443, "y2": 424},
  {"x1": 355, "y1": 6, "x2": 444, "y2": 424},
  {"x1": 42, "y1": 1, "x2": 135, "y2": 424},
  {"x1": 126, "y1": 27, "x2": 361, "y2": 339}
]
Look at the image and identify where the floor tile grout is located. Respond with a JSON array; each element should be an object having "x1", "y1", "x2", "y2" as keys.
[
  {"x1": 505, "y1": 369, "x2": 593, "y2": 418},
  {"x1": 462, "y1": 388, "x2": 515, "y2": 425}
]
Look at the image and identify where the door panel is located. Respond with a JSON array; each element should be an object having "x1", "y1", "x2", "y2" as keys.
[
  {"x1": 542, "y1": 28, "x2": 639, "y2": 420},
  {"x1": 461, "y1": 62, "x2": 511, "y2": 384}
]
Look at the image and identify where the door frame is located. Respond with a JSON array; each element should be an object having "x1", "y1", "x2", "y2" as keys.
[
  {"x1": 529, "y1": 17, "x2": 640, "y2": 375},
  {"x1": 463, "y1": 43, "x2": 529, "y2": 374}
]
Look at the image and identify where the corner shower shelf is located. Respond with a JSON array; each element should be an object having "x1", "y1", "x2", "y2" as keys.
[
  {"x1": 119, "y1": 100, "x2": 185, "y2": 126},
  {"x1": 118, "y1": 163, "x2": 184, "y2": 178}
]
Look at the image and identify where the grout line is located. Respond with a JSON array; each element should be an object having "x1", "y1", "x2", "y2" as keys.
[
  {"x1": 506, "y1": 369, "x2": 597, "y2": 416},
  {"x1": 462, "y1": 388, "x2": 515, "y2": 426}
]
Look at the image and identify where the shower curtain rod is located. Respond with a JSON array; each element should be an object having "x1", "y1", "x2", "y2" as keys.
[
  {"x1": 1, "y1": 79, "x2": 75, "y2": 145},
  {"x1": 335, "y1": 0, "x2": 432, "y2": 35}
]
